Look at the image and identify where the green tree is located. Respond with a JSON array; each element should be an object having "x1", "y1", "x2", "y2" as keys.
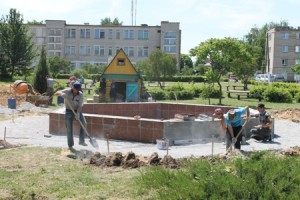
[
  {"x1": 33, "y1": 46, "x2": 49, "y2": 94},
  {"x1": 137, "y1": 49, "x2": 177, "y2": 88},
  {"x1": 190, "y1": 37, "x2": 252, "y2": 104},
  {"x1": 180, "y1": 54, "x2": 193, "y2": 70},
  {"x1": 291, "y1": 64, "x2": 300, "y2": 74},
  {"x1": 0, "y1": 8, "x2": 36, "y2": 80},
  {"x1": 243, "y1": 20, "x2": 289, "y2": 70},
  {"x1": 101, "y1": 17, "x2": 123, "y2": 26},
  {"x1": 48, "y1": 55, "x2": 71, "y2": 77}
]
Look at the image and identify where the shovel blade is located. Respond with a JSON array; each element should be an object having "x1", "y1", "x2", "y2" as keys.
[{"x1": 89, "y1": 138, "x2": 99, "y2": 149}]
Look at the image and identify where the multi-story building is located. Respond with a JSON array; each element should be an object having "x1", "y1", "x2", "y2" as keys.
[
  {"x1": 28, "y1": 20, "x2": 181, "y2": 70},
  {"x1": 266, "y1": 27, "x2": 300, "y2": 81}
]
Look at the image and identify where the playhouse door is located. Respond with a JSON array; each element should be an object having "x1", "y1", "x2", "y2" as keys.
[{"x1": 126, "y1": 82, "x2": 138, "y2": 102}]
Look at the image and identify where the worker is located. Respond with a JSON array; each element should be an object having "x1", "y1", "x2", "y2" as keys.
[
  {"x1": 250, "y1": 103, "x2": 272, "y2": 142},
  {"x1": 54, "y1": 81, "x2": 87, "y2": 150},
  {"x1": 224, "y1": 106, "x2": 250, "y2": 151}
]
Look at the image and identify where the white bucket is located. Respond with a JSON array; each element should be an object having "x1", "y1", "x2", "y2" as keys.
[{"x1": 156, "y1": 139, "x2": 168, "y2": 150}]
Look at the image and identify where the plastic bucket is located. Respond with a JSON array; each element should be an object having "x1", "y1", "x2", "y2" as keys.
[
  {"x1": 8, "y1": 98, "x2": 16, "y2": 109},
  {"x1": 57, "y1": 96, "x2": 64, "y2": 105},
  {"x1": 156, "y1": 139, "x2": 168, "y2": 150}
]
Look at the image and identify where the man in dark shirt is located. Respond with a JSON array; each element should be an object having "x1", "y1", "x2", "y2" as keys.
[{"x1": 250, "y1": 103, "x2": 272, "y2": 141}]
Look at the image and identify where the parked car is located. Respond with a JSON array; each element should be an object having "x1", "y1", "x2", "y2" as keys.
[
  {"x1": 259, "y1": 74, "x2": 275, "y2": 82},
  {"x1": 255, "y1": 74, "x2": 262, "y2": 81},
  {"x1": 273, "y1": 74, "x2": 285, "y2": 82}
]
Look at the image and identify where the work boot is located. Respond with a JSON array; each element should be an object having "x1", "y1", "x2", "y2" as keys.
[
  {"x1": 79, "y1": 141, "x2": 88, "y2": 146},
  {"x1": 68, "y1": 146, "x2": 76, "y2": 152}
]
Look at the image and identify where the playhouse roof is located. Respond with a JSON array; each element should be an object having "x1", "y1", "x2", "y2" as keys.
[{"x1": 102, "y1": 48, "x2": 140, "y2": 80}]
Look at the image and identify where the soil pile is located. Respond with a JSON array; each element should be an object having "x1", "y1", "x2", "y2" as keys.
[
  {"x1": 88, "y1": 151, "x2": 179, "y2": 169},
  {"x1": 270, "y1": 109, "x2": 300, "y2": 123}
]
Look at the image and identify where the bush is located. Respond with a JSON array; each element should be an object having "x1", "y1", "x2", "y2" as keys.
[
  {"x1": 147, "y1": 88, "x2": 167, "y2": 100},
  {"x1": 263, "y1": 87, "x2": 293, "y2": 103},
  {"x1": 200, "y1": 85, "x2": 222, "y2": 98},
  {"x1": 249, "y1": 85, "x2": 268, "y2": 99},
  {"x1": 295, "y1": 92, "x2": 300, "y2": 103}
]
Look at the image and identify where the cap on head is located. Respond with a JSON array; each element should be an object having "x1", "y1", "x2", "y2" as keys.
[
  {"x1": 228, "y1": 109, "x2": 236, "y2": 120},
  {"x1": 73, "y1": 81, "x2": 82, "y2": 92},
  {"x1": 257, "y1": 103, "x2": 265, "y2": 108}
]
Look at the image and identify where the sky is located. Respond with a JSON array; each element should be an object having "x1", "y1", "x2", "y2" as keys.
[{"x1": 1, "y1": 0, "x2": 300, "y2": 54}]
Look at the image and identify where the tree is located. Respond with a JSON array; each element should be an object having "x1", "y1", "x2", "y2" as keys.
[
  {"x1": 0, "y1": 8, "x2": 36, "y2": 80},
  {"x1": 243, "y1": 20, "x2": 289, "y2": 71},
  {"x1": 137, "y1": 49, "x2": 177, "y2": 88},
  {"x1": 48, "y1": 55, "x2": 71, "y2": 77},
  {"x1": 180, "y1": 54, "x2": 193, "y2": 71},
  {"x1": 101, "y1": 17, "x2": 123, "y2": 26},
  {"x1": 33, "y1": 46, "x2": 49, "y2": 94},
  {"x1": 190, "y1": 37, "x2": 253, "y2": 104},
  {"x1": 291, "y1": 64, "x2": 300, "y2": 74}
]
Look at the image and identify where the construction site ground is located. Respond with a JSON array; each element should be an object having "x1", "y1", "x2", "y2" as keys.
[{"x1": 1, "y1": 84, "x2": 300, "y2": 167}]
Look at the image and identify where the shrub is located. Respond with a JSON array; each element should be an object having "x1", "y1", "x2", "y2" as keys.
[
  {"x1": 200, "y1": 85, "x2": 222, "y2": 98},
  {"x1": 147, "y1": 88, "x2": 167, "y2": 100},
  {"x1": 249, "y1": 85, "x2": 268, "y2": 99},
  {"x1": 263, "y1": 87, "x2": 293, "y2": 103},
  {"x1": 295, "y1": 92, "x2": 300, "y2": 103}
]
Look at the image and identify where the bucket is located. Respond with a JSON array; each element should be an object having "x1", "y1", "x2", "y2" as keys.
[
  {"x1": 156, "y1": 139, "x2": 169, "y2": 150},
  {"x1": 8, "y1": 98, "x2": 16, "y2": 109},
  {"x1": 57, "y1": 96, "x2": 64, "y2": 105}
]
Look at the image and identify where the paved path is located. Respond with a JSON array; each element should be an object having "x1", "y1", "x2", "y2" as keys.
[{"x1": 1, "y1": 114, "x2": 299, "y2": 158}]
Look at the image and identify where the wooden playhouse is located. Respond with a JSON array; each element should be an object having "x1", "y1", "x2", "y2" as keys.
[{"x1": 95, "y1": 48, "x2": 147, "y2": 102}]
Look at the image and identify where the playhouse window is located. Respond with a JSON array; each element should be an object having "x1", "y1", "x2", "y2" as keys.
[{"x1": 117, "y1": 58, "x2": 125, "y2": 66}]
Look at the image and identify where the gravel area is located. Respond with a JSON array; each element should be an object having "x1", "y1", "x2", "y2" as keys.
[{"x1": 1, "y1": 106, "x2": 299, "y2": 158}]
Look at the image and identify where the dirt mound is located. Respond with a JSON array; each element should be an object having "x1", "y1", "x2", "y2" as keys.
[
  {"x1": 86, "y1": 151, "x2": 179, "y2": 169},
  {"x1": 270, "y1": 109, "x2": 300, "y2": 123},
  {"x1": 0, "y1": 140, "x2": 21, "y2": 149}
]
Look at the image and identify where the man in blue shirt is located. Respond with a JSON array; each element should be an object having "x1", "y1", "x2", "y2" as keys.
[{"x1": 225, "y1": 106, "x2": 250, "y2": 150}]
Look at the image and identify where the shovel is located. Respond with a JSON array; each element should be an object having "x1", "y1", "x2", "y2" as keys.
[
  {"x1": 226, "y1": 119, "x2": 249, "y2": 152},
  {"x1": 64, "y1": 98, "x2": 99, "y2": 149}
]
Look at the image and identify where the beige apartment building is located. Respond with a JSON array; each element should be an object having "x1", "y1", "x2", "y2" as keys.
[
  {"x1": 266, "y1": 27, "x2": 300, "y2": 81},
  {"x1": 29, "y1": 20, "x2": 181, "y2": 69}
]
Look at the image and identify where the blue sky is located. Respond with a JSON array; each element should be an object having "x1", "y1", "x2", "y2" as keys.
[{"x1": 1, "y1": 0, "x2": 300, "y2": 54}]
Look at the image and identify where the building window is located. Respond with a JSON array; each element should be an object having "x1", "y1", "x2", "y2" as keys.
[
  {"x1": 138, "y1": 30, "x2": 148, "y2": 40},
  {"x1": 164, "y1": 45, "x2": 176, "y2": 53},
  {"x1": 124, "y1": 30, "x2": 134, "y2": 40},
  {"x1": 95, "y1": 29, "x2": 105, "y2": 39},
  {"x1": 164, "y1": 38, "x2": 176, "y2": 45},
  {"x1": 49, "y1": 29, "x2": 62, "y2": 36},
  {"x1": 48, "y1": 44, "x2": 61, "y2": 50},
  {"x1": 268, "y1": 33, "x2": 272, "y2": 40},
  {"x1": 80, "y1": 29, "x2": 90, "y2": 39},
  {"x1": 281, "y1": 32, "x2": 289, "y2": 39},
  {"x1": 79, "y1": 45, "x2": 90, "y2": 56},
  {"x1": 123, "y1": 47, "x2": 134, "y2": 57},
  {"x1": 66, "y1": 29, "x2": 76, "y2": 38},
  {"x1": 296, "y1": 59, "x2": 300, "y2": 64},
  {"x1": 108, "y1": 29, "x2": 113, "y2": 39},
  {"x1": 116, "y1": 30, "x2": 120, "y2": 39},
  {"x1": 108, "y1": 46, "x2": 112, "y2": 56},
  {"x1": 281, "y1": 58, "x2": 288, "y2": 66},
  {"x1": 94, "y1": 45, "x2": 105, "y2": 56},
  {"x1": 164, "y1": 31, "x2": 176, "y2": 38},
  {"x1": 296, "y1": 46, "x2": 300, "y2": 53},
  {"x1": 138, "y1": 46, "x2": 148, "y2": 57},
  {"x1": 282, "y1": 45, "x2": 288, "y2": 52},
  {"x1": 296, "y1": 33, "x2": 300, "y2": 39},
  {"x1": 65, "y1": 45, "x2": 76, "y2": 55},
  {"x1": 48, "y1": 37, "x2": 61, "y2": 43}
]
